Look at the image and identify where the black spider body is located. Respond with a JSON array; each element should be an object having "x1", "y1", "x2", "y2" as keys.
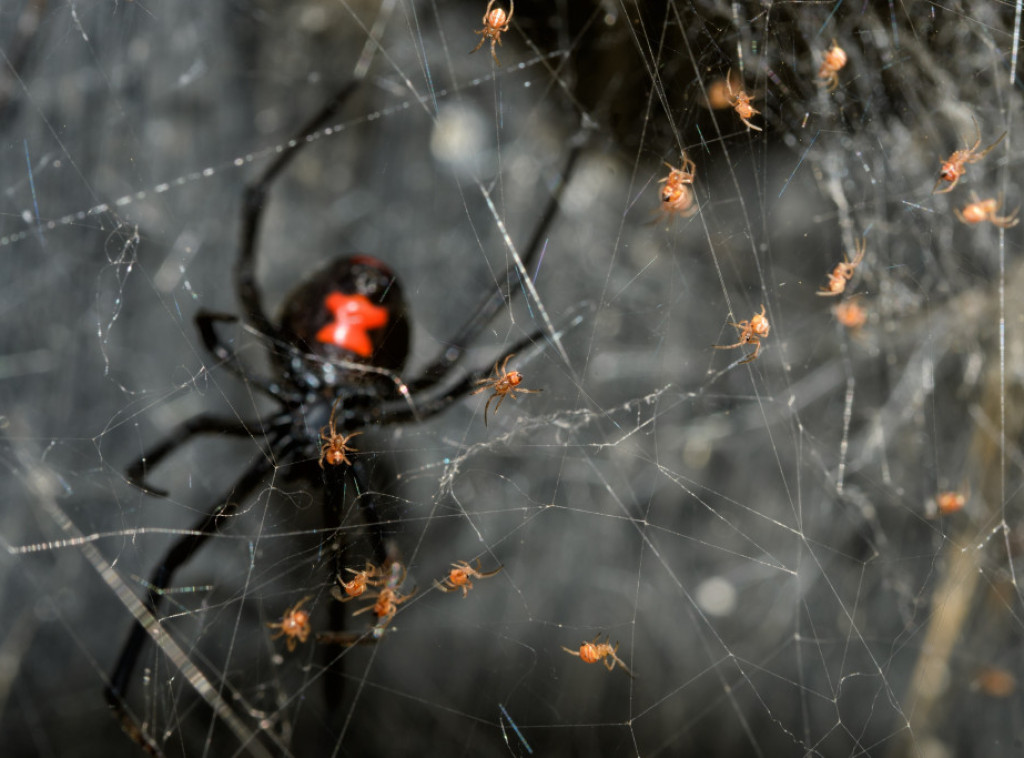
[{"x1": 105, "y1": 79, "x2": 581, "y2": 756}]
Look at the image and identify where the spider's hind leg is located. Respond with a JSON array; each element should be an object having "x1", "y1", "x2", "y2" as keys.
[{"x1": 106, "y1": 453, "x2": 277, "y2": 744}]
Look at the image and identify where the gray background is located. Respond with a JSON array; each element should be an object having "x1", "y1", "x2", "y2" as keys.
[{"x1": 1, "y1": 1, "x2": 1022, "y2": 755}]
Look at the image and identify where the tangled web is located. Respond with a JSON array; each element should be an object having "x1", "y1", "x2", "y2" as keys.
[{"x1": 2, "y1": 1, "x2": 1023, "y2": 755}]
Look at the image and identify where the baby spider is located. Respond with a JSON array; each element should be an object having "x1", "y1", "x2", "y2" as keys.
[
  {"x1": 955, "y1": 196, "x2": 1019, "y2": 228},
  {"x1": 433, "y1": 559, "x2": 503, "y2": 598},
  {"x1": 330, "y1": 561, "x2": 384, "y2": 603},
  {"x1": 725, "y1": 69, "x2": 762, "y2": 132},
  {"x1": 934, "y1": 490, "x2": 967, "y2": 516},
  {"x1": 472, "y1": 353, "x2": 541, "y2": 426},
  {"x1": 817, "y1": 40, "x2": 848, "y2": 92},
  {"x1": 818, "y1": 238, "x2": 866, "y2": 297},
  {"x1": 933, "y1": 119, "x2": 1006, "y2": 194},
  {"x1": 267, "y1": 596, "x2": 313, "y2": 652},
  {"x1": 714, "y1": 304, "x2": 769, "y2": 365},
  {"x1": 657, "y1": 153, "x2": 698, "y2": 220},
  {"x1": 562, "y1": 635, "x2": 634, "y2": 678},
  {"x1": 832, "y1": 298, "x2": 867, "y2": 331},
  {"x1": 352, "y1": 564, "x2": 415, "y2": 631},
  {"x1": 470, "y1": 0, "x2": 513, "y2": 66},
  {"x1": 972, "y1": 667, "x2": 1017, "y2": 698},
  {"x1": 319, "y1": 397, "x2": 361, "y2": 468}
]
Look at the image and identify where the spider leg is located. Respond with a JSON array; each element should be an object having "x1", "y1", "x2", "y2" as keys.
[
  {"x1": 376, "y1": 327, "x2": 551, "y2": 425},
  {"x1": 126, "y1": 413, "x2": 282, "y2": 496},
  {"x1": 476, "y1": 563, "x2": 504, "y2": 578},
  {"x1": 737, "y1": 341, "x2": 762, "y2": 364},
  {"x1": 106, "y1": 450, "x2": 278, "y2": 721},
  {"x1": 966, "y1": 117, "x2": 982, "y2": 151},
  {"x1": 994, "y1": 207, "x2": 1020, "y2": 228},
  {"x1": 237, "y1": 80, "x2": 360, "y2": 339},
  {"x1": 351, "y1": 599, "x2": 377, "y2": 617},
  {"x1": 469, "y1": 34, "x2": 488, "y2": 55},
  {"x1": 611, "y1": 653, "x2": 635, "y2": 678},
  {"x1": 314, "y1": 447, "x2": 395, "y2": 726},
  {"x1": 978, "y1": 130, "x2": 1007, "y2": 158},
  {"x1": 483, "y1": 392, "x2": 497, "y2": 426},
  {"x1": 740, "y1": 116, "x2": 763, "y2": 132},
  {"x1": 850, "y1": 238, "x2": 866, "y2": 267},
  {"x1": 196, "y1": 311, "x2": 284, "y2": 400},
  {"x1": 320, "y1": 455, "x2": 391, "y2": 723},
  {"x1": 406, "y1": 145, "x2": 584, "y2": 394},
  {"x1": 345, "y1": 457, "x2": 390, "y2": 567}
]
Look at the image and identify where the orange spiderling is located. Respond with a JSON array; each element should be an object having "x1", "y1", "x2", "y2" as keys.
[
  {"x1": 714, "y1": 304, "x2": 770, "y2": 364},
  {"x1": 330, "y1": 561, "x2": 384, "y2": 603},
  {"x1": 562, "y1": 635, "x2": 634, "y2": 677},
  {"x1": 955, "y1": 196, "x2": 1019, "y2": 228},
  {"x1": 470, "y1": 0, "x2": 513, "y2": 66},
  {"x1": 267, "y1": 596, "x2": 313, "y2": 652},
  {"x1": 933, "y1": 120, "x2": 1006, "y2": 194},
  {"x1": 818, "y1": 40, "x2": 848, "y2": 91},
  {"x1": 832, "y1": 299, "x2": 867, "y2": 330},
  {"x1": 433, "y1": 559, "x2": 503, "y2": 598},
  {"x1": 725, "y1": 69, "x2": 762, "y2": 131},
  {"x1": 818, "y1": 238, "x2": 866, "y2": 297},
  {"x1": 656, "y1": 153, "x2": 698, "y2": 220},
  {"x1": 471, "y1": 353, "x2": 541, "y2": 426}
]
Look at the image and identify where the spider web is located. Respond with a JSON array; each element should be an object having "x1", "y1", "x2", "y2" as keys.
[{"x1": 2, "y1": 1, "x2": 1024, "y2": 755}]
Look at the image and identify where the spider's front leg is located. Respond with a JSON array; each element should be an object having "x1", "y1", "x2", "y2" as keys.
[
  {"x1": 196, "y1": 310, "x2": 284, "y2": 398},
  {"x1": 126, "y1": 413, "x2": 258, "y2": 496}
]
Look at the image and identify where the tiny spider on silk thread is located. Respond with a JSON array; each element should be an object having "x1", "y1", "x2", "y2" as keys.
[
  {"x1": 656, "y1": 152, "x2": 698, "y2": 221},
  {"x1": 433, "y1": 559, "x2": 503, "y2": 598},
  {"x1": 267, "y1": 596, "x2": 313, "y2": 652},
  {"x1": 562, "y1": 635, "x2": 635, "y2": 678},
  {"x1": 714, "y1": 304, "x2": 770, "y2": 365},
  {"x1": 350, "y1": 562, "x2": 416, "y2": 633},
  {"x1": 471, "y1": 353, "x2": 542, "y2": 426},
  {"x1": 817, "y1": 40, "x2": 848, "y2": 92},
  {"x1": 725, "y1": 69, "x2": 762, "y2": 132},
  {"x1": 933, "y1": 118, "x2": 1006, "y2": 194},
  {"x1": 470, "y1": 0, "x2": 513, "y2": 66},
  {"x1": 818, "y1": 238, "x2": 866, "y2": 297},
  {"x1": 330, "y1": 561, "x2": 385, "y2": 602},
  {"x1": 955, "y1": 195, "x2": 1019, "y2": 228}
]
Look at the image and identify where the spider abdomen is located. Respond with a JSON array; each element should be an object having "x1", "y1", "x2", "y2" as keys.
[{"x1": 276, "y1": 256, "x2": 410, "y2": 388}]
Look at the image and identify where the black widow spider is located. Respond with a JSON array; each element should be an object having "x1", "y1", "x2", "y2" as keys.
[{"x1": 104, "y1": 79, "x2": 582, "y2": 752}]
